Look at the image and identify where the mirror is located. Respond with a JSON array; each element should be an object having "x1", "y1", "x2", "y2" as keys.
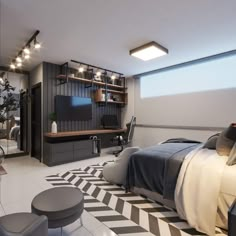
[{"x1": 0, "y1": 70, "x2": 28, "y2": 156}]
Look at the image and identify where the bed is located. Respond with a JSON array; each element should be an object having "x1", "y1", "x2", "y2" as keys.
[{"x1": 125, "y1": 138, "x2": 236, "y2": 235}]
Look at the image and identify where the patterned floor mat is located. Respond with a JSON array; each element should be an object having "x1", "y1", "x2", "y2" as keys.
[{"x1": 45, "y1": 161, "x2": 227, "y2": 236}]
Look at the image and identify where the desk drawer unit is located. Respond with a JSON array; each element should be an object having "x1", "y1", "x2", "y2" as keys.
[
  {"x1": 74, "y1": 140, "x2": 92, "y2": 150},
  {"x1": 51, "y1": 142, "x2": 73, "y2": 153},
  {"x1": 43, "y1": 139, "x2": 100, "y2": 166},
  {"x1": 51, "y1": 152, "x2": 74, "y2": 164}
]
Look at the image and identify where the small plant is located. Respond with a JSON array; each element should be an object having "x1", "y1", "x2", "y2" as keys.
[
  {"x1": 0, "y1": 77, "x2": 19, "y2": 124},
  {"x1": 49, "y1": 112, "x2": 57, "y2": 122}
]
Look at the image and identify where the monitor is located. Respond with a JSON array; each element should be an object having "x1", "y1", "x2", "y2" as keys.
[
  {"x1": 55, "y1": 95, "x2": 92, "y2": 121},
  {"x1": 101, "y1": 115, "x2": 119, "y2": 129}
]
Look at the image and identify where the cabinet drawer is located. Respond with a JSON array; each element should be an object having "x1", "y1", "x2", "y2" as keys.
[
  {"x1": 51, "y1": 142, "x2": 73, "y2": 153},
  {"x1": 73, "y1": 140, "x2": 92, "y2": 150},
  {"x1": 74, "y1": 148, "x2": 92, "y2": 160},
  {"x1": 51, "y1": 151, "x2": 74, "y2": 164}
]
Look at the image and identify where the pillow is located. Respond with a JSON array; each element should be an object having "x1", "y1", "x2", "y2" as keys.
[
  {"x1": 203, "y1": 133, "x2": 219, "y2": 150},
  {"x1": 216, "y1": 124, "x2": 236, "y2": 156},
  {"x1": 227, "y1": 143, "x2": 236, "y2": 165}
]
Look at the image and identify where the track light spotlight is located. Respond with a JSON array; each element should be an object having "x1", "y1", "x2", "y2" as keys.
[
  {"x1": 96, "y1": 71, "x2": 101, "y2": 77},
  {"x1": 17, "y1": 62, "x2": 22, "y2": 67},
  {"x1": 23, "y1": 46, "x2": 30, "y2": 54},
  {"x1": 10, "y1": 63, "x2": 16, "y2": 69},
  {"x1": 24, "y1": 54, "x2": 30, "y2": 59},
  {"x1": 78, "y1": 66, "x2": 84, "y2": 73},
  {"x1": 34, "y1": 38, "x2": 41, "y2": 49},
  {"x1": 16, "y1": 56, "x2": 22, "y2": 63},
  {"x1": 71, "y1": 60, "x2": 124, "y2": 81}
]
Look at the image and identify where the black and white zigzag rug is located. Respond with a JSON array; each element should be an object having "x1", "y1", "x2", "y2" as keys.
[{"x1": 45, "y1": 161, "x2": 227, "y2": 236}]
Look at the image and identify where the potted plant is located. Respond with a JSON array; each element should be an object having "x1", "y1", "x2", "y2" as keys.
[{"x1": 49, "y1": 112, "x2": 57, "y2": 133}]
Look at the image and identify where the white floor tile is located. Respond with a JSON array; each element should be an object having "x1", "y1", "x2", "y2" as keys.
[
  {"x1": 81, "y1": 210, "x2": 105, "y2": 234},
  {"x1": 1, "y1": 154, "x2": 114, "y2": 236},
  {"x1": 92, "y1": 224, "x2": 118, "y2": 236},
  {"x1": 0, "y1": 203, "x2": 5, "y2": 216}
]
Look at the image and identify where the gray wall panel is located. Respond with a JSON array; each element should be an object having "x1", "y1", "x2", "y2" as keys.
[{"x1": 42, "y1": 62, "x2": 122, "y2": 134}]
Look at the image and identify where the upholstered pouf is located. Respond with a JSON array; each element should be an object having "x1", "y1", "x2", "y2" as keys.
[
  {"x1": 0, "y1": 212, "x2": 48, "y2": 236},
  {"x1": 31, "y1": 187, "x2": 84, "y2": 229}
]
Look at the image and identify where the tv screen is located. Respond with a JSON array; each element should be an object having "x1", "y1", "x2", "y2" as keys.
[{"x1": 55, "y1": 95, "x2": 92, "y2": 121}]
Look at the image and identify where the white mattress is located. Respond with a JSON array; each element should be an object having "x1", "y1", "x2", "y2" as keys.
[
  {"x1": 217, "y1": 163, "x2": 236, "y2": 229},
  {"x1": 220, "y1": 163, "x2": 236, "y2": 196}
]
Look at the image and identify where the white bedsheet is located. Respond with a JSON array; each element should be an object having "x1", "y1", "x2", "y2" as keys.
[{"x1": 175, "y1": 147, "x2": 227, "y2": 235}]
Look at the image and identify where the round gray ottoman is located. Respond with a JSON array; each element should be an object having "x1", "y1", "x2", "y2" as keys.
[{"x1": 31, "y1": 187, "x2": 84, "y2": 229}]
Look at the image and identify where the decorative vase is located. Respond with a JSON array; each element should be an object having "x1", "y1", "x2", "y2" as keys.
[{"x1": 51, "y1": 121, "x2": 57, "y2": 133}]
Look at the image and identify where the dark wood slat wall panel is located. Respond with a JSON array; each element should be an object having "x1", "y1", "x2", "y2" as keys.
[{"x1": 43, "y1": 62, "x2": 122, "y2": 134}]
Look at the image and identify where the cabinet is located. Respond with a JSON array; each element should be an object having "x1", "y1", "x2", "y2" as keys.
[{"x1": 43, "y1": 139, "x2": 101, "y2": 166}]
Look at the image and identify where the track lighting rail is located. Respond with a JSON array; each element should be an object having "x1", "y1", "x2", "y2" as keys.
[
  {"x1": 71, "y1": 60, "x2": 123, "y2": 76},
  {"x1": 17, "y1": 30, "x2": 40, "y2": 58},
  {"x1": 10, "y1": 30, "x2": 41, "y2": 70}
]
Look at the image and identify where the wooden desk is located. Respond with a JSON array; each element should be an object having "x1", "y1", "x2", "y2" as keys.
[
  {"x1": 44, "y1": 129, "x2": 126, "y2": 138},
  {"x1": 43, "y1": 129, "x2": 126, "y2": 166}
]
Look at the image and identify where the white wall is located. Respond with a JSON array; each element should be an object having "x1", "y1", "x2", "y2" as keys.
[
  {"x1": 121, "y1": 77, "x2": 135, "y2": 127},
  {"x1": 124, "y1": 56, "x2": 236, "y2": 148}
]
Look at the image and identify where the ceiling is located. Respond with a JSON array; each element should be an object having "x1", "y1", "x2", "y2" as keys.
[{"x1": 0, "y1": 0, "x2": 236, "y2": 76}]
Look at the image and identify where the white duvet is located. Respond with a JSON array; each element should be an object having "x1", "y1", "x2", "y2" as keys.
[{"x1": 175, "y1": 146, "x2": 227, "y2": 236}]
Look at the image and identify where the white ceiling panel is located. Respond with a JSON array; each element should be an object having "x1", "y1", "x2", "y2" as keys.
[{"x1": 0, "y1": 0, "x2": 236, "y2": 76}]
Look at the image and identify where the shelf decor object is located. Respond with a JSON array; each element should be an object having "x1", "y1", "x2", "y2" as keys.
[
  {"x1": 130, "y1": 41, "x2": 168, "y2": 61},
  {"x1": 49, "y1": 112, "x2": 57, "y2": 134}
]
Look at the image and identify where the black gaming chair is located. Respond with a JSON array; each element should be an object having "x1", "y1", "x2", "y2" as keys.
[{"x1": 112, "y1": 116, "x2": 136, "y2": 156}]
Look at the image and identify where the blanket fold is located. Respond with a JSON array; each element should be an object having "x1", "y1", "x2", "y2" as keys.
[{"x1": 175, "y1": 147, "x2": 226, "y2": 236}]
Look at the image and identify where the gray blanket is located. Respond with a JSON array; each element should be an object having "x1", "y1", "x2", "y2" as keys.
[{"x1": 126, "y1": 141, "x2": 201, "y2": 200}]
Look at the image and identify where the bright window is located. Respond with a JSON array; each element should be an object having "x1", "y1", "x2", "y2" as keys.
[{"x1": 140, "y1": 55, "x2": 236, "y2": 98}]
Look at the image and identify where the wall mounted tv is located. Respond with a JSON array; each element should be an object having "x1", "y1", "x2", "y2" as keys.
[{"x1": 55, "y1": 95, "x2": 92, "y2": 121}]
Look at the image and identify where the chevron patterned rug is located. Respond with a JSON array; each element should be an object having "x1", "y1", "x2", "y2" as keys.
[{"x1": 45, "y1": 161, "x2": 227, "y2": 236}]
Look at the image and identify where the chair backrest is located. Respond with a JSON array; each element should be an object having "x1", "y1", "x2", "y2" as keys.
[{"x1": 124, "y1": 116, "x2": 136, "y2": 143}]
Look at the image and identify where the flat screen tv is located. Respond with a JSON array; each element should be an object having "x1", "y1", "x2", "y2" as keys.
[{"x1": 55, "y1": 95, "x2": 92, "y2": 121}]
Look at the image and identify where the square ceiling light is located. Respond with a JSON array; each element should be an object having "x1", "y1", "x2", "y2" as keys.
[{"x1": 130, "y1": 41, "x2": 168, "y2": 61}]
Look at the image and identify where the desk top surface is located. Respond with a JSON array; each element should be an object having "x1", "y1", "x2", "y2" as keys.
[{"x1": 45, "y1": 129, "x2": 126, "y2": 138}]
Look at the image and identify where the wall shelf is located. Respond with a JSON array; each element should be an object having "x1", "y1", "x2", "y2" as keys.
[
  {"x1": 56, "y1": 74, "x2": 126, "y2": 90},
  {"x1": 56, "y1": 73, "x2": 127, "y2": 106},
  {"x1": 94, "y1": 88, "x2": 127, "y2": 104}
]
